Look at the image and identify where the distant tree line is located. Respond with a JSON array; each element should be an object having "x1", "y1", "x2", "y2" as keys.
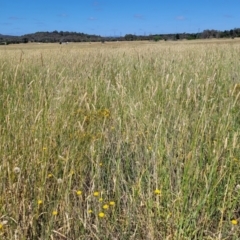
[{"x1": 0, "y1": 28, "x2": 240, "y2": 45}]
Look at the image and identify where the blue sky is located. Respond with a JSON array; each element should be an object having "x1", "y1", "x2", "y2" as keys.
[{"x1": 1, "y1": 0, "x2": 239, "y2": 36}]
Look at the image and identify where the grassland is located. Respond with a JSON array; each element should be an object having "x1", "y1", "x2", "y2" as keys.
[{"x1": 0, "y1": 39, "x2": 240, "y2": 239}]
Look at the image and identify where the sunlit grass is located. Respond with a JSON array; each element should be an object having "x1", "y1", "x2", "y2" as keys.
[{"x1": 0, "y1": 40, "x2": 240, "y2": 239}]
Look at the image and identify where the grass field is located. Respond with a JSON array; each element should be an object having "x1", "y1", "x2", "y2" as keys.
[{"x1": 1, "y1": 39, "x2": 240, "y2": 239}]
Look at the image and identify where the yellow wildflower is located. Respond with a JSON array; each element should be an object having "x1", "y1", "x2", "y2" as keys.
[
  {"x1": 98, "y1": 212, "x2": 105, "y2": 218},
  {"x1": 103, "y1": 204, "x2": 109, "y2": 210},
  {"x1": 38, "y1": 200, "x2": 43, "y2": 205},
  {"x1": 101, "y1": 109, "x2": 110, "y2": 118},
  {"x1": 154, "y1": 189, "x2": 161, "y2": 195},
  {"x1": 93, "y1": 191, "x2": 99, "y2": 197},
  {"x1": 109, "y1": 201, "x2": 115, "y2": 206},
  {"x1": 99, "y1": 198, "x2": 103, "y2": 202},
  {"x1": 88, "y1": 209, "x2": 93, "y2": 213},
  {"x1": 76, "y1": 190, "x2": 82, "y2": 196},
  {"x1": 231, "y1": 219, "x2": 238, "y2": 225},
  {"x1": 52, "y1": 210, "x2": 58, "y2": 216}
]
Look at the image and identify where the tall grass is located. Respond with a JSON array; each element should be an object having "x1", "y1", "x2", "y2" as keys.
[{"x1": 0, "y1": 41, "x2": 240, "y2": 239}]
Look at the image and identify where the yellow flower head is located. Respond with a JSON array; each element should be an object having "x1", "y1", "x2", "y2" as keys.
[
  {"x1": 231, "y1": 219, "x2": 238, "y2": 225},
  {"x1": 38, "y1": 200, "x2": 43, "y2": 205},
  {"x1": 103, "y1": 204, "x2": 109, "y2": 210},
  {"x1": 109, "y1": 201, "x2": 115, "y2": 206},
  {"x1": 76, "y1": 190, "x2": 82, "y2": 196},
  {"x1": 93, "y1": 191, "x2": 99, "y2": 197},
  {"x1": 52, "y1": 210, "x2": 58, "y2": 216},
  {"x1": 101, "y1": 109, "x2": 110, "y2": 118},
  {"x1": 0, "y1": 224, "x2": 3, "y2": 230},
  {"x1": 48, "y1": 173, "x2": 53, "y2": 178},
  {"x1": 99, "y1": 198, "x2": 103, "y2": 202},
  {"x1": 154, "y1": 189, "x2": 161, "y2": 195},
  {"x1": 88, "y1": 209, "x2": 93, "y2": 214},
  {"x1": 98, "y1": 212, "x2": 105, "y2": 218}
]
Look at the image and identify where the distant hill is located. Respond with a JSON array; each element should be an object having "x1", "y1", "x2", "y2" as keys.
[
  {"x1": 22, "y1": 31, "x2": 102, "y2": 43},
  {"x1": 0, "y1": 34, "x2": 20, "y2": 44},
  {"x1": 0, "y1": 28, "x2": 240, "y2": 44},
  {"x1": 0, "y1": 34, "x2": 18, "y2": 38},
  {"x1": 0, "y1": 31, "x2": 104, "y2": 44}
]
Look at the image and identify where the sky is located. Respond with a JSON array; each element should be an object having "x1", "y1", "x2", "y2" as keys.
[{"x1": 0, "y1": 0, "x2": 240, "y2": 36}]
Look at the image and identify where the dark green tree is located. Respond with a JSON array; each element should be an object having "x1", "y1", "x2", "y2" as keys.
[{"x1": 22, "y1": 37, "x2": 28, "y2": 43}]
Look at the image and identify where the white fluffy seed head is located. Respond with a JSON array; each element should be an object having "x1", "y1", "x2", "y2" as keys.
[
  {"x1": 1, "y1": 220, "x2": 8, "y2": 225},
  {"x1": 57, "y1": 178, "x2": 63, "y2": 184},
  {"x1": 13, "y1": 167, "x2": 21, "y2": 174}
]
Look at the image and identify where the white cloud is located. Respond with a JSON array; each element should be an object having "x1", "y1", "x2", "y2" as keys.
[
  {"x1": 88, "y1": 17, "x2": 97, "y2": 21},
  {"x1": 134, "y1": 14, "x2": 145, "y2": 20},
  {"x1": 58, "y1": 13, "x2": 68, "y2": 18},
  {"x1": 223, "y1": 14, "x2": 233, "y2": 18},
  {"x1": 176, "y1": 16, "x2": 186, "y2": 21}
]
